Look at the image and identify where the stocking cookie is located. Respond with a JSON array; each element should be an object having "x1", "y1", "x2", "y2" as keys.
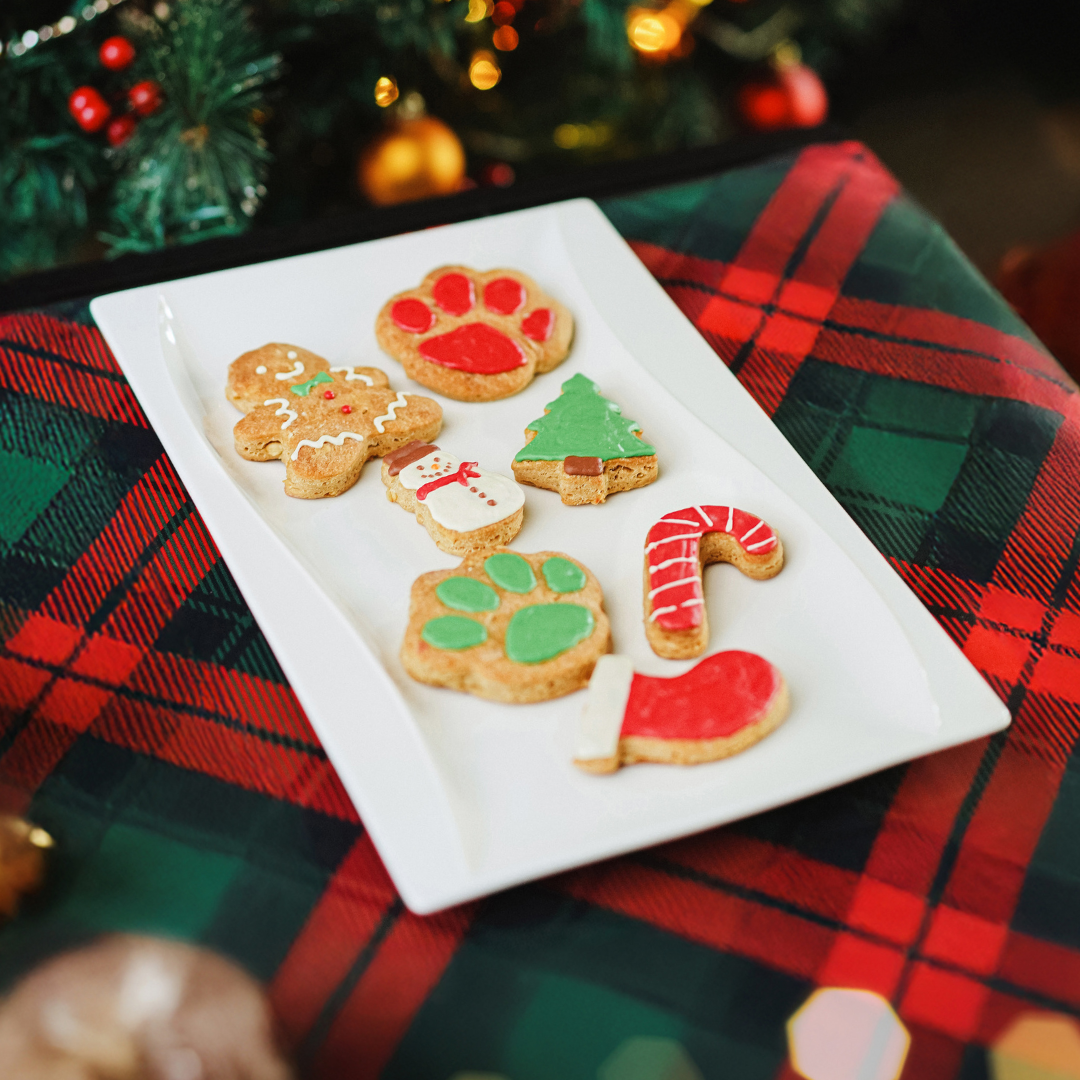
[
  {"x1": 401, "y1": 549, "x2": 610, "y2": 702},
  {"x1": 573, "y1": 652, "x2": 789, "y2": 773},
  {"x1": 512, "y1": 374, "x2": 658, "y2": 505},
  {"x1": 228, "y1": 343, "x2": 442, "y2": 499},
  {"x1": 645, "y1": 505, "x2": 784, "y2": 659},
  {"x1": 382, "y1": 441, "x2": 525, "y2": 554},
  {"x1": 375, "y1": 266, "x2": 573, "y2": 401}
]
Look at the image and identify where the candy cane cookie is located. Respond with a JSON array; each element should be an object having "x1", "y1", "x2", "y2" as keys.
[
  {"x1": 644, "y1": 505, "x2": 784, "y2": 659},
  {"x1": 574, "y1": 652, "x2": 789, "y2": 773}
]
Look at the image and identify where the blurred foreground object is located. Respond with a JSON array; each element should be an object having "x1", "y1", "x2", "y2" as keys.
[
  {"x1": 0, "y1": 815, "x2": 52, "y2": 919},
  {"x1": 0, "y1": 935, "x2": 294, "y2": 1080},
  {"x1": 359, "y1": 110, "x2": 467, "y2": 206},
  {"x1": 997, "y1": 232, "x2": 1080, "y2": 384}
]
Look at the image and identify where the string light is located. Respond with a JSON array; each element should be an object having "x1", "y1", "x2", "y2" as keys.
[
  {"x1": 626, "y1": 7, "x2": 682, "y2": 54},
  {"x1": 469, "y1": 50, "x2": 501, "y2": 90},
  {"x1": 492, "y1": 25, "x2": 519, "y2": 50},
  {"x1": 465, "y1": 0, "x2": 492, "y2": 23},
  {"x1": 1, "y1": 0, "x2": 129, "y2": 59},
  {"x1": 374, "y1": 76, "x2": 399, "y2": 107}
]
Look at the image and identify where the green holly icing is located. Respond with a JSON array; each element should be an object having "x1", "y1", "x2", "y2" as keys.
[
  {"x1": 504, "y1": 604, "x2": 595, "y2": 664},
  {"x1": 290, "y1": 371, "x2": 334, "y2": 396},
  {"x1": 422, "y1": 615, "x2": 487, "y2": 650},
  {"x1": 484, "y1": 552, "x2": 537, "y2": 593},
  {"x1": 436, "y1": 576, "x2": 500, "y2": 612},
  {"x1": 513, "y1": 373, "x2": 656, "y2": 463},
  {"x1": 541, "y1": 557, "x2": 586, "y2": 594}
]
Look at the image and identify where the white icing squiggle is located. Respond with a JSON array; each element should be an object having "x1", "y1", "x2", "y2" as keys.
[
  {"x1": 290, "y1": 432, "x2": 365, "y2": 461},
  {"x1": 373, "y1": 392, "x2": 409, "y2": 433},
  {"x1": 275, "y1": 360, "x2": 305, "y2": 380},
  {"x1": 331, "y1": 365, "x2": 375, "y2": 386},
  {"x1": 264, "y1": 398, "x2": 298, "y2": 430}
]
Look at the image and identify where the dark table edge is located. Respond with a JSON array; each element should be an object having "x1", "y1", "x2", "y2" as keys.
[{"x1": 0, "y1": 125, "x2": 844, "y2": 314}]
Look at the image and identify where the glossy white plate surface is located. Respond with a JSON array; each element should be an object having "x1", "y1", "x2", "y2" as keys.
[{"x1": 92, "y1": 199, "x2": 1009, "y2": 913}]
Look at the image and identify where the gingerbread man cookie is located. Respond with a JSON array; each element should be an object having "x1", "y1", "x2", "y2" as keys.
[
  {"x1": 573, "y1": 652, "x2": 789, "y2": 773},
  {"x1": 375, "y1": 266, "x2": 574, "y2": 402},
  {"x1": 401, "y1": 549, "x2": 610, "y2": 702},
  {"x1": 382, "y1": 441, "x2": 525, "y2": 555},
  {"x1": 227, "y1": 343, "x2": 443, "y2": 499},
  {"x1": 644, "y1": 505, "x2": 784, "y2": 659},
  {"x1": 512, "y1": 373, "x2": 658, "y2": 505}
]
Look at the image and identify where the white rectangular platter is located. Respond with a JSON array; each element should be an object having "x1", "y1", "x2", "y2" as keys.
[{"x1": 92, "y1": 199, "x2": 1009, "y2": 913}]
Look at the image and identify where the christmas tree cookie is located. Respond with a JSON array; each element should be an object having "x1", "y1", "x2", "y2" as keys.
[
  {"x1": 227, "y1": 343, "x2": 443, "y2": 498},
  {"x1": 511, "y1": 373, "x2": 658, "y2": 505},
  {"x1": 382, "y1": 441, "x2": 525, "y2": 554},
  {"x1": 401, "y1": 549, "x2": 611, "y2": 702}
]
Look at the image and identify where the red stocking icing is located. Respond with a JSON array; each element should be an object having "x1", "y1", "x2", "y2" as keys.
[
  {"x1": 391, "y1": 299, "x2": 435, "y2": 334},
  {"x1": 432, "y1": 273, "x2": 475, "y2": 316},
  {"x1": 646, "y1": 506, "x2": 779, "y2": 632},
  {"x1": 521, "y1": 308, "x2": 554, "y2": 342},
  {"x1": 419, "y1": 323, "x2": 527, "y2": 374},
  {"x1": 484, "y1": 278, "x2": 526, "y2": 314}
]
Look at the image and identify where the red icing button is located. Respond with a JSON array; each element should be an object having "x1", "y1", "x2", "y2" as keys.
[
  {"x1": 323, "y1": 390, "x2": 335, "y2": 399},
  {"x1": 432, "y1": 273, "x2": 475, "y2": 316},
  {"x1": 484, "y1": 277, "x2": 526, "y2": 315},
  {"x1": 341, "y1": 405, "x2": 352, "y2": 414},
  {"x1": 621, "y1": 651, "x2": 782, "y2": 741},
  {"x1": 419, "y1": 323, "x2": 527, "y2": 374},
  {"x1": 391, "y1": 298, "x2": 435, "y2": 334},
  {"x1": 522, "y1": 308, "x2": 554, "y2": 342}
]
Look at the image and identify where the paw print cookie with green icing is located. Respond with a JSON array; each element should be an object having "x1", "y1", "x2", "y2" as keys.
[{"x1": 401, "y1": 549, "x2": 611, "y2": 703}]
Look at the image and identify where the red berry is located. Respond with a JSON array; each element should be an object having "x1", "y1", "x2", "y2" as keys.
[
  {"x1": 128, "y1": 80, "x2": 163, "y2": 117},
  {"x1": 99, "y1": 36, "x2": 135, "y2": 71},
  {"x1": 68, "y1": 86, "x2": 111, "y2": 133},
  {"x1": 106, "y1": 113, "x2": 137, "y2": 147},
  {"x1": 341, "y1": 405, "x2": 352, "y2": 414}
]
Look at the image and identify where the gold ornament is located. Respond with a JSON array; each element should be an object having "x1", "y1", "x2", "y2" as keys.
[
  {"x1": 358, "y1": 116, "x2": 466, "y2": 206},
  {"x1": 374, "y1": 76, "x2": 399, "y2": 107},
  {"x1": 0, "y1": 816, "x2": 53, "y2": 919}
]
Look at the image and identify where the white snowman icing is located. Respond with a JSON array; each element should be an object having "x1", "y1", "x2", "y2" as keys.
[{"x1": 397, "y1": 451, "x2": 524, "y2": 533}]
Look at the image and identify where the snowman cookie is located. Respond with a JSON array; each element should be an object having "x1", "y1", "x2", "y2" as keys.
[
  {"x1": 382, "y1": 441, "x2": 525, "y2": 554},
  {"x1": 401, "y1": 549, "x2": 610, "y2": 703},
  {"x1": 375, "y1": 266, "x2": 574, "y2": 402},
  {"x1": 228, "y1": 343, "x2": 443, "y2": 499},
  {"x1": 573, "y1": 652, "x2": 789, "y2": 773}
]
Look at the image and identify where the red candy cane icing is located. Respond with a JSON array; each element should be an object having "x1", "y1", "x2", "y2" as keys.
[
  {"x1": 621, "y1": 651, "x2": 782, "y2": 740},
  {"x1": 645, "y1": 505, "x2": 778, "y2": 632},
  {"x1": 432, "y1": 273, "x2": 475, "y2": 316}
]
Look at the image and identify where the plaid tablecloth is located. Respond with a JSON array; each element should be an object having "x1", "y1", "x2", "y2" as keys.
[{"x1": 1, "y1": 140, "x2": 1078, "y2": 1079}]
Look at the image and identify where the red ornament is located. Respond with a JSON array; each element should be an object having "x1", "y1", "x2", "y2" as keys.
[
  {"x1": 99, "y1": 36, "x2": 135, "y2": 70},
  {"x1": 105, "y1": 113, "x2": 137, "y2": 147},
  {"x1": 480, "y1": 161, "x2": 515, "y2": 187},
  {"x1": 737, "y1": 62, "x2": 828, "y2": 132},
  {"x1": 68, "y1": 86, "x2": 111, "y2": 133},
  {"x1": 492, "y1": 2, "x2": 516, "y2": 26},
  {"x1": 128, "y1": 80, "x2": 163, "y2": 117}
]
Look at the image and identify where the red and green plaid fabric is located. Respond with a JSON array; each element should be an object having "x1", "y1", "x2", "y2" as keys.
[{"x1": 1, "y1": 140, "x2": 1079, "y2": 1079}]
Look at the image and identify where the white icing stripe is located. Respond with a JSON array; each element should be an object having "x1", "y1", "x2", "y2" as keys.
[
  {"x1": 290, "y1": 431, "x2": 364, "y2": 460},
  {"x1": 648, "y1": 604, "x2": 679, "y2": 623},
  {"x1": 679, "y1": 598, "x2": 704, "y2": 608},
  {"x1": 646, "y1": 532, "x2": 701, "y2": 553},
  {"x1": 264, "y1": 397, "x2": 297, "y2": 430},
  {"x1": 694, "y1": 505, "x2": 713, "y2": 526},
  {"x1": 726, "y1": 506, "x2": 734, "y2": 531},
  {"x1": 576, "y1": 655, "x2": 634, "y2": 761},
  {"x1": 740, "y1": 519, "x2": 765, "y2": 542},
  {"x1": 275, "y1": 360, "x2": 304, "y2": 380},
  {"x1": 649, "y1": 557, "x2": 698, "y2": 574},
  {"x1": 373, "y1": 392, "x2": 408, "y2": 433},
  {"x1": 331, "y1": 365, "x2": 375, "y2": 386},
  {"x1": 648, "y1": 576, "x2": 701, "y2": 601},
  {"x1": 659, "y1": 518, "x2": 704, "y2": 527},
  {"x1": 746, "y1": 536, "x2": 776, "y2": 551}
]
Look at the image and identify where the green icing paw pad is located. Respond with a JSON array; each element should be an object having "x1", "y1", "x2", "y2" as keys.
[
  {"x1": 504, "y1": 604, "x2": 595, "y2": 664},
  {"x1": 484, "y1": 552, "x2": 536, "y2": 593},
  {"x1": 541, "y1": 556, "x2": 586, "y2": 594},
  {"x1": 436, "y1": 576, "x2": 500, "y2": 612},
  {"x1": 422, "y1": 615, "x2": 487, "y2": 650}
]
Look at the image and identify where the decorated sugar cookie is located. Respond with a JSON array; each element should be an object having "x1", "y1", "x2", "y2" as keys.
[
  {"x1": 644, "y1": 505, "x2": 784, "y2": 659},
  {"x1": 512, "y1": 374, "x2": 658, "y2": 505},
  {"x1": 573, "y1": 652, "x2": 789, "y2": 773},
  {"x1": 401, "y1": 549, "x2": 610, "y2": 702},
  {"x1": 375, "y1": 266, "x2": 574, "y2": 402},
  {"x1": 382, "y1": 441, "x2": 525, "y2": 554},
  {"x1": 227, "y1": 343, "x2": 442, "y2": 499}
]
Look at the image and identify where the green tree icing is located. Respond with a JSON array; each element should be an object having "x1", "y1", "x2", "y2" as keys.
[{"x1": 513, "y1": 374, "x2": 656, "y2": 463}]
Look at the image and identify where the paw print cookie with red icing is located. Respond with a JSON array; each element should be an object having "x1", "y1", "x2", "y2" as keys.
[
  {"x1": 401, "y1": 549, "x2": 610, "y2": 703},
  {"x1": 644, "y1": 505, "x2": 784, "y2": 659},
  {"x1": 382, "y1": 440, "x2": 525, "y2": 554},
  {"x1": 227, "y1": 343, "x2": 443, "y2": 499},
  {"x1": 573, "y1": 652, "x2": 789, "y2": 773},
  {"x1": 375, "y1": 266, "x2": 574, "y2": 402}
]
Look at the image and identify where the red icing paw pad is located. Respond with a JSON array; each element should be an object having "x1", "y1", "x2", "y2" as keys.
[
  {"x1": 574, "y1": 653, "x2": 788, "y2": 772},
  {"x1": 432, "y1": 273, "x2": 475, "y2": 316},
  {"x1": 419, "y1": 323, "x2": 527, "y2": 374},
  {"x1": 484, "y1": 277, "x2": 526, "y2": 315},
  {"x1": 391, "y1": 299, "x2": 435, "y2": 334},
  {"x1": 522, "y1": 308, "x2": 554, "y2": 342}
]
